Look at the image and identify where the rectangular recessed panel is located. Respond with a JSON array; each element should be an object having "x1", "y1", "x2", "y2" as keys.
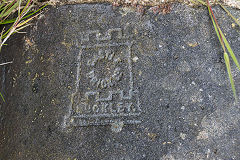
[{"x1": 67, "y1": 28, "x2": 141, "y2": 126}]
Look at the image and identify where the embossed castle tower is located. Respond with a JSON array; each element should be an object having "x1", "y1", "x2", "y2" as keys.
[{"x1": 65, "y1": 28, "x2": 141, "y2": 126}]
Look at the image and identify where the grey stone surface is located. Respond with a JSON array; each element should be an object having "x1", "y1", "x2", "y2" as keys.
[{"x1": 0, "y1": 3, "x2": 240, "y2": 160}]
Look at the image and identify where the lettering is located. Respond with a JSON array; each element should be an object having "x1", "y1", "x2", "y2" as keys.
[
  {"x1": 76, "y1": 102, "x2": 139, "y2": 115},
  {"x1": 86, "y1": 68, "x2": 123, "y2": 89},
  {"x1": 86, "y1": 48, "x2": 115, "y2": 67}
]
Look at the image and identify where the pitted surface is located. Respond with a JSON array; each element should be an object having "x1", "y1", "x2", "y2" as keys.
[{"x1": 0, "y1": 3, "x2": 240, "y2": 160}]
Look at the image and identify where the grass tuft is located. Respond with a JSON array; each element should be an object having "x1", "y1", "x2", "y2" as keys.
[{"x1": 0, "y1": 0, "x2": 47, "y2": 102}]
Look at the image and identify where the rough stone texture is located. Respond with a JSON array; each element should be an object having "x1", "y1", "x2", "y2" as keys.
[{"x1": 0, "y1": 3, "x2": 240, "y2": 160}]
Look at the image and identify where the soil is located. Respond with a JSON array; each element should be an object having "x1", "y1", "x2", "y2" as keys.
[{"x1": 36, "y1": 0, "x2": 240, "y2": 9}]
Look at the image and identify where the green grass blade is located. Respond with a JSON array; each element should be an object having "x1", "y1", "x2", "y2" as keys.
[
  {"x1": 218, "y1": 28, "x2": 240, "y2": 71},
  {"x1": 0, "y1": 1, "x2": 13, "y2": 18},
  {"x1": 20, "y1": 0, "x2": 31, "y2": 16},
  {"x1": 224, "y1": 52, "x2": 237, "y2": 101},
  {"x1": 2, "y1": 1, "x2": 31, "y2": 38},
  {"x1": 0, "y1": 0, "x2": 19, "y2": 18},
  {"x1": 207, "y1": 4, "x2": 225, "y2": 52},
  {"x1": 0, "y1": 92, "x2": 5, "y2": 102},
  {"x1": 206, "y1": 0, "x2": 239, "y2": 101},
  {"x1": 0, "y1": 18, "x2": 16, "y2": 24},
  {"x1": 0, "y1": 4, "x2": 48, "y2": 25},
  {"x1": 209, "y1": 12, "x2": 222, "y2": 48}
]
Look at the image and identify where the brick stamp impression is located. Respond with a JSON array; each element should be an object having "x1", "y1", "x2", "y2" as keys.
[{"x1": 65, "y1": 28, "x2": 141, "y2": 127}]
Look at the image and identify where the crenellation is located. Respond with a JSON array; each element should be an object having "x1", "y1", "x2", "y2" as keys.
[{"x1": 81, "y1": 28, "x2": 128, "y2": 43}]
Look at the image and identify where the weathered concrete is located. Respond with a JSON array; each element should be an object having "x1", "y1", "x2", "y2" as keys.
[{"x1": 0, "y1": 3, "x2": 240, "y2": 160}]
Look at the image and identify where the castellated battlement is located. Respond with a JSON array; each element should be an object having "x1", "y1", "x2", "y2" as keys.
[{"x1": 80, "y1": 28, "x2": 131, "y2": 43}]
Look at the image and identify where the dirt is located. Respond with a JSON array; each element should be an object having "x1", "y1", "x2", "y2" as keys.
[{"x1": 36, "y1": 0, "x2": 240, "y2": 9}]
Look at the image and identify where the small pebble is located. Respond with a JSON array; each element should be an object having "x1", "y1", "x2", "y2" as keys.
[{"x1": 111, "y1": 121, "x2": 124, "y2": 133}]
